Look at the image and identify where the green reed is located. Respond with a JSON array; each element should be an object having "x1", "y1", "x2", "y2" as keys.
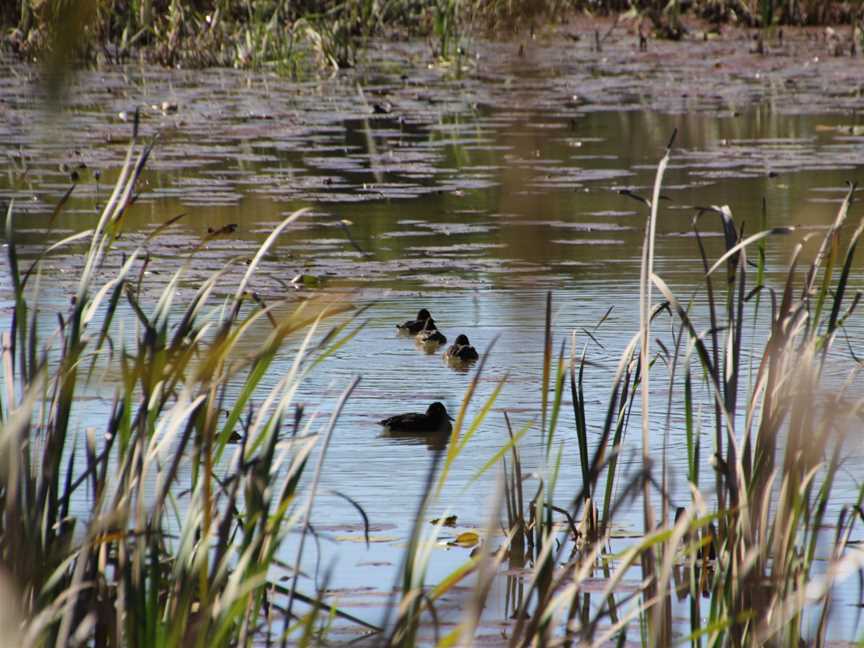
[
  {"x1": 403, "y1": 121, "x2": 864, "y2": 648},
  {"x1": 0, "y1": 120, "x2": 375, "y2": 647}
]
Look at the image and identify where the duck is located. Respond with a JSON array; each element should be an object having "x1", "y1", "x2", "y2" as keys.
[
  {"x1": 379, "y1": 402, "x2": 454, "y2": 433},
  {"x1": 397, "y1": 308, "x2": 435, "y2": 335},
  {"x1": 416, "y1": 320, "x2": 447, "y2": 352},
  {"x1": 445, "y1": 334, "x2": 479, "y2": 364}
]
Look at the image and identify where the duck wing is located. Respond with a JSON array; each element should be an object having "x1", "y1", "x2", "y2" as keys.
[
  {"x1": 419, "y1": 329, "x2": 446, "y2": 344},
  {"x1": 379, "y1": 412, "x2": 426, "y2": 429},
  {"x1": 448, "y1": 344, "x2": 478, "y2": 361},
  {"x1": 458, "y1": 345, "x2": 479, "y2": 361},
  {"x1": 398, "y1": 319, "x2": 432, "y2": 334}
]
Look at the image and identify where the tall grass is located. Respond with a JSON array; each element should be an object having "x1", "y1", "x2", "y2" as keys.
[
  {"x1": 432, "y1": 135, "x2": 864, "y2": 646},
  {"x1": 0, "y1": 121, "x2": 374, "y2": 646},
  {"x1": 3, "y1": 123, "x2": 864, "y2": 646},
  {"x1": 649, "y1": 174, "x2": 864, "y2": 645}
]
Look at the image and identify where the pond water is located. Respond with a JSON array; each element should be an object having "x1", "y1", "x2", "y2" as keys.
[{"x1": 3, "y1": 24, "x2": 864, "y2": 642}]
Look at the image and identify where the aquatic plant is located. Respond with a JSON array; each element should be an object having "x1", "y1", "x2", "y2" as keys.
[
  {"x1": 615, "y1": 132, "x2": 864, "y2": 645},
  {"x1": 378, "y1": 132, "x2": 864, "y2": 646},
  {"x1": 0, "y1": 117, "x2": 373, "y2": 646},
  {"x1": 433, "y1": 0, "x2": 460, "y2": 61}
]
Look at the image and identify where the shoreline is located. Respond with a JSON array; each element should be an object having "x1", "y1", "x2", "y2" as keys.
[{"x1": 3, "y1": 5, "x2": 863, "y2": 72}]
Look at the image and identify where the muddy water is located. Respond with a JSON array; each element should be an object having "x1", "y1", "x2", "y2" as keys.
[{"x1": 3, "y1": 25, "x2": 864, "y2": 641}]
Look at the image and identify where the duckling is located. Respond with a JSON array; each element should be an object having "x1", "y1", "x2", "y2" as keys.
[
  {"x1": 379, "y1": 402, "x2": 454, "y2": 433},
  {"x1": 416, "y1": 320, "x2": 447, "y2": 352},
  {"x1": 445, "y1": 334, "x2": 479, "y2": 364},
  {"x1": 396, "y1": 308, "x2": 435, "y2": 335}
]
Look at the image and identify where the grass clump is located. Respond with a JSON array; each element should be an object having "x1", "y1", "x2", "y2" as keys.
[
  {"x1": 398, "y1": 134, "x2": 864, "y2": 646},
  {"x1": 0, "y1": 119, "x2": 373, "y2": 646},
  {"x1": 4, "y1": 0, "x2": 402, "y2": 71}
]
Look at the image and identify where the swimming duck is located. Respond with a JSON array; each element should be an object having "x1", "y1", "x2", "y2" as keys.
[
  {"x1": 416, "y1": 320, "x2": 447, "y2": 352},
  {"x1": 397, "y1": 308, "x2": 435, "y2": 335},
  {"x1": 379, "y1": 401, "x2": 454, "y2": 433},
  {"x1": 445, "y1": 334, "x2": 479, "y2": 363}
]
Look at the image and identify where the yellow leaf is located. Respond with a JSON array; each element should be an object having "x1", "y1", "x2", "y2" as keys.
[{"x1": 449, "y1": 531, "x2": 480, "y2": 548}]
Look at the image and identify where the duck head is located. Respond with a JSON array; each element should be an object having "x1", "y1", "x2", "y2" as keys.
[
  {"x1": 427, "y1": 401, "x2": 454, "y2": 421},
  {"x1": 417, "y1": 308, "x2": 432, "y2": 321},
  {"x1": 454, "y1": 334, "x2": 470, "y2": 345}
]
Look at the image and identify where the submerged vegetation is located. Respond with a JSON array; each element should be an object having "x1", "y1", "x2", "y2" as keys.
[
  {"x1": 3, "y1": 0, "x2": 864, "y2": 71},
  {"x1": 3, "y1": 106, "x2": 864, "y2": 645}
]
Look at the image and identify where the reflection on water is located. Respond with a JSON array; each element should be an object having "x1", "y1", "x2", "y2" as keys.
[
  {"x1": 2, "y1": 28, "x2": 864, "y2": 640},
  {"x1": 380, "y1": 429, "x2": 451, "y2": 452}
]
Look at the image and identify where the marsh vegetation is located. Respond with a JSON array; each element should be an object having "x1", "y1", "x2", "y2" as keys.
[
  {"x1": 3, "y1": 109, "x2": 864, "y2": 645},
  {"x1": 3, "y1": 6, "x2": 864, "y2": 646},
  {"x1": 4, "y1": 0, "x2": 864, "y2": 71}
]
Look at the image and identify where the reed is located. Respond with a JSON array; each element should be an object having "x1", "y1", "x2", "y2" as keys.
[
  {"x1": 650, "y1": 170, "x2": 863, "y2": 646},
  {"x1": 0, "y1": 123, "x2": 374, "y2": 647}
]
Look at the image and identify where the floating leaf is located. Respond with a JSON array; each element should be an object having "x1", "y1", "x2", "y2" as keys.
[
  {"x1": 449, "y1": 531, "x2": 480, "y2": 548},
  {"x1": 291, "y1": 273, "x2": 322, "y2": 288}
]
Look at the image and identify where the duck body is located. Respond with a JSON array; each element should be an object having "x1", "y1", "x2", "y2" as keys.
[
  {"x1": 397, "y1": 308, "x2": 435, "y2": 335},
  {"x1": 445, "y1": 334, "x2": 479, "y2": 363},
  {"x1": 379, "y1": 402, "x2": 454, "y2": 433},
  {"x1": 417, "y1": 327, "x2": 447, "y2": 345},
  {"x1": 416, "y1": 323, "x2": 447, "y2": 353}
]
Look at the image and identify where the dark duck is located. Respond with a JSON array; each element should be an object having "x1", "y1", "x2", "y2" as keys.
[
  {"x1": 379, "y1": 402, "x2": 454, "y2": 433},
  {"x1": 445, "y1": 334, "x2": 479, "y2": 364},
  {"x1": 416, "y1": 319, "x2": 447, "y2": 352},
  {"x1": 396, "y1": 308, "x2": 435, "y2": 335}
]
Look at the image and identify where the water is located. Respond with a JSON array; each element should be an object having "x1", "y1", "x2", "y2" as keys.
[{"x1": 2, "y1": 27, "x2": 864, "y2": 641}]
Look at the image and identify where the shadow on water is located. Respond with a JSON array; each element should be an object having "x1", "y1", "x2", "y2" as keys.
[{"x1": 380, "y1": 429, "x2": 452, "y2": 452}]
